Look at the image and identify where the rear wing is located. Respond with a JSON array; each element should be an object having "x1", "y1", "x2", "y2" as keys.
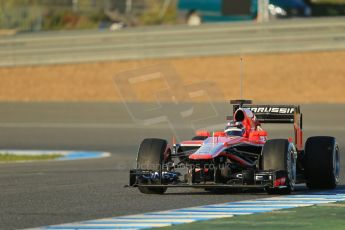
[
  {"x1": 230, "y1": 100, "x2": 303, "y2": 150},
  {"x1": 242, "y1": 105, "x2": 299, "y2": 124}
]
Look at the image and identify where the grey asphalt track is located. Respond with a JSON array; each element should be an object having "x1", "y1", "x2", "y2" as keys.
[{"x1": 0, "y1": 102, "x2": 344, "y2": 230}]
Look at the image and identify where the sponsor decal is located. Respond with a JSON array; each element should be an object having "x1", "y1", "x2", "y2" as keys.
[{"x1": 247, "y1": 107, "x2": 294, "y2": 114}]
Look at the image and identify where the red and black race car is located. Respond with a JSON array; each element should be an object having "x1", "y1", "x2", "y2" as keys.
[{"x1": 129, "y1": 100, "x2": 340, "y2": 194}]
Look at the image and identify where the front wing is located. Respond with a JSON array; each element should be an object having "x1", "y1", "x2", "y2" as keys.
[{"x1": 128, "y1": 169, "x2": 289, "y2": 190}]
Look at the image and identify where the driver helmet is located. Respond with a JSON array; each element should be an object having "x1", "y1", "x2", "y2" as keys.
[{"x1": 225, "y1": 121, "x2": 245, "y2": 137}]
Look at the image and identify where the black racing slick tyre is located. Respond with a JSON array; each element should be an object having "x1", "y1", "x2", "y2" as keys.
[
  {"x1": 304, "y1": 136, "x2": 340, "y2": 189},
  {"x1": 136, "y1": 138, "x2": 168, "y2": 194},
  {"x1": 262, "y1": 139, "x2": 297, "y2": 194}
]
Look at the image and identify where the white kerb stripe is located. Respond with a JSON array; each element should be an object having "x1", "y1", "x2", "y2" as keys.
[
  {"x1": 209, "y1": 204, "x2": 312, "y2": 207},
  {"x1": 265, "y1": 197, "x2": 345, "y2": 201},
  {"x1": 57, "y1": 223, "x2": 171, "y2": 227},
  {"x1": 154, "y1": 211, "x2": 252, "y2": 215},
  {"x1": 182, "y1": 207, "x2": 281, "y2": 211},
  {"x1": 86, "y1": 219, "x2": 196, "y2": 223},
  {"x1": 119, "y1": 214, "x2": 234, "y2": 219}
]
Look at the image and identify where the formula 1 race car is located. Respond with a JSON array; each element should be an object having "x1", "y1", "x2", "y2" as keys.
[{"x1": 129, "y1": 100, "x2": 340, "y2": 194}]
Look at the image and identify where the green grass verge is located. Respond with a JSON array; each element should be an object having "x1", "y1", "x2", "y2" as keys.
[
  {"x1": 160, "y1": 202, "x2": 345, "y2": 230},
  {"x1": 0, "y1": 153, "x2": 63, "y2": 162}
]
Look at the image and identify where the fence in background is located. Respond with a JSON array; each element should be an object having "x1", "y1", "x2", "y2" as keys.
[{"x1": 0, "y1": 17, "x2": 344, "y2": 67}]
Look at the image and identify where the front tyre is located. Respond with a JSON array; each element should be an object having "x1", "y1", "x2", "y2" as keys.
[
  {"x1": 262, "y1": 139, "x2": 297, "y2": 194},
  {"x1": 136, "y1": 138, "x2": 168, "y2": 194},
  {"x1": 304, "y1": 136, "x2": 340, "y2": 189}
]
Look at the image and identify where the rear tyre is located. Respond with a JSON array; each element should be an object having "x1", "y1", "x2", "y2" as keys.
[
  {"x1": 137, "y1": 138, "x2": 168, "y2": 194},
  {"x1": 304, "y1": 136, "x2": 340, "y2": 189},
  {"x1": 262, "y1": 139, "x2": 296, "y2": 194}
]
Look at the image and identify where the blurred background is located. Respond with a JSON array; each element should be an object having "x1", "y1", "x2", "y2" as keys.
[
  {"x1": 0, "y1": 0, "x2": 344, "y2": 33},
  {"x1": 0, "y1": 0, "x2": 344, "y2": 102},
  {"x1": 0, "y1": 0, "x2": 344, "y2": 149}
]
